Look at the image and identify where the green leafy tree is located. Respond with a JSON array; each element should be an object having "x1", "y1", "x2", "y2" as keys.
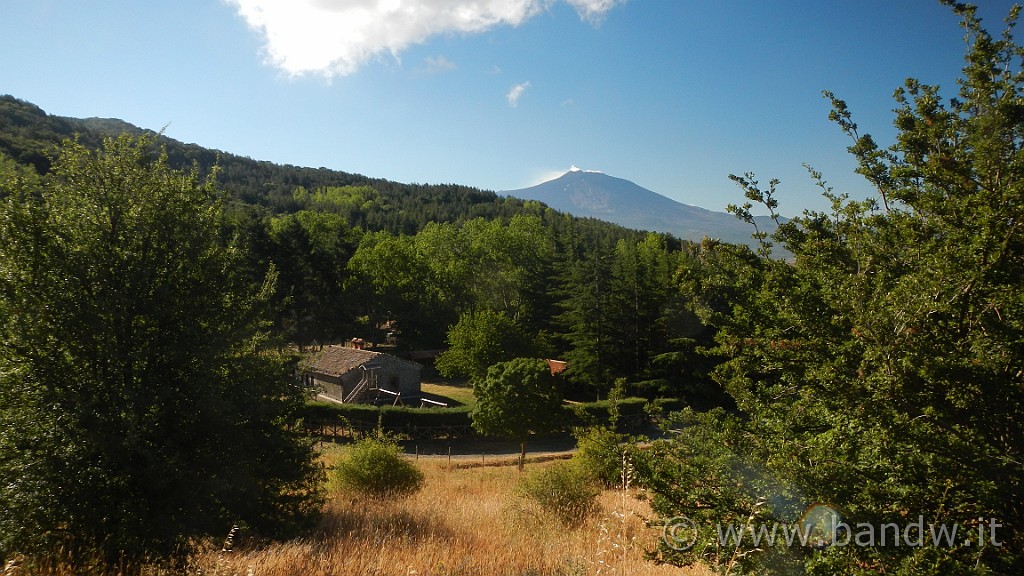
[
  {"x1": 0, "y1": 136, "x2": 323, "y2": 562},
  {"x1": 642, "y1": 4, "x2": 1024, "y2": 574},
  {"x1": 461, "y1": 215, "x2": 554, "y2": 321},
  {"x1": 348, "y1": 215, "x2": 557, "y2": 349},
  {"x1": 348, "y1": 230, "x2": 454, "y2": 347},
  {"x1": 471, "y1": 358, "x2": 563, "y2": 470},
  {"x1": 434, "y1": 309, "x2": 538, "y2": 382}
]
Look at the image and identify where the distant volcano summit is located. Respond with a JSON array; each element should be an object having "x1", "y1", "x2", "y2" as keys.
[{"x1": 504, "y1": 168, "x2": 780, "y2": 249}]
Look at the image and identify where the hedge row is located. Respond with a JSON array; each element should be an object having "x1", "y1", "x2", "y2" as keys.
[
  {"x1": 298, "y1": 396, "x2": 651, "y2": 433},
  {"x1": 563, "y1": 397, "x2": 649, "y2": 429},
  {"x1": 300, "y1": 401, "x2": 473, "y2": 429}
]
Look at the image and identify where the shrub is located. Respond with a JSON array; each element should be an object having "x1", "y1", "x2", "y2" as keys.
[
  {"x1": 518, "y1": 461, "x2": 600, "y2": 526},
  {"x1": 332, "y1": 437, "x2": 424, "y2": 498},
  {"x1": 299, "y1": 402, "x2": 473, "y2": 430},
  {"x1": 572, "y1": 426, "x2": 630, "y2": 488},
  {"x1": 562, "y1": 397, "x2": 649, "y2": 430}
]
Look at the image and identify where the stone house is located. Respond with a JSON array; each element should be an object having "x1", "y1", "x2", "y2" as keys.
[{"x1": 303, "y1": 345, "x2": 422, "y2": 405}]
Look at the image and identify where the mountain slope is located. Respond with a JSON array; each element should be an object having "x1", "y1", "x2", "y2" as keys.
[
  {"x1": 504, "y1": 167, "x2": 779, "y2": 248},
  {"x1": 0, "y1": 95, "x2": 593, "y2": 237},
  {"x1": 0, "y1": 95, "x2": 769, "y2": 250}
]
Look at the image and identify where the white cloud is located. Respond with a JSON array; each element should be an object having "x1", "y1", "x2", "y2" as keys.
[
  {"x1": 421, "y1": 55, "x2": 457, "y2": 74},
  {"x1": 565, "y1": 0, "x2": 627, "y2": 24},
  {"x1": 227, "y1": 0, "x2": 627, "y2": 78},
  {"x1": 507, "y1": 81, "x2": 531, "y2": 107}
]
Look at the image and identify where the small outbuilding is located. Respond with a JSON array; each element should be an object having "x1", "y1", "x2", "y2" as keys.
[{"x1": 303, "y1": 345, "x2": 422, "y2": 405}]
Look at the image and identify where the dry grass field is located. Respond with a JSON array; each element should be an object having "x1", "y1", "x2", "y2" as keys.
[{"x1": 189, "y1": 454, "x2": 710, "y2": 576}]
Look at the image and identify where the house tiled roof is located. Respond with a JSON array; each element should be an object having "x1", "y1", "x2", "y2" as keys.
[
  {"x1": 546, "y1": 359, "x2": 568, "y2": 375},
  {"x1": 305, "y1": 345, "x2": 420, "y2": 378}
]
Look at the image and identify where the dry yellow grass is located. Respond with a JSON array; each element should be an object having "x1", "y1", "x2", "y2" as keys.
[{"x1": 191, "y1": 456, "x2": 710, "y2": 576}]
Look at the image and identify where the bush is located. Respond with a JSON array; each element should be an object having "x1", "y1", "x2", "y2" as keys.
[
  {"x1": 518, "y1": 461, "x2": 600, "y2": 526},
  {"x1": 332, "y1": 437, "x2": 424, "y2": 498},
  {"x1": 562, "y1": 397, "x2": 649, "y2": 430},
  {"x1": 572, "y1": 426, "x2": 631, "y2": 488}
]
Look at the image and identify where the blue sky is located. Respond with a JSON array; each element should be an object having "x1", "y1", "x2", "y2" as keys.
[{"x1": 1, "y1": 1, "x2": 1018, "y2": 215}]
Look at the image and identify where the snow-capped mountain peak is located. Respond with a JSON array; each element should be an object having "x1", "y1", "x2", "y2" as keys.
[{"x1": 504, "y1": 169, "x2": 782, "y2": 250}]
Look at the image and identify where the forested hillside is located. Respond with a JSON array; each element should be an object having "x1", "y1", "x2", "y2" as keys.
[
  {"x1": 0, "y1": 95, "x2": 634, "y2": 233},
  {"x1": 0, "y1": 95, "x2": 724, "y2": 402}
]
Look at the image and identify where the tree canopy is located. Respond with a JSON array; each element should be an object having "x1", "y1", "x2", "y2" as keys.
[
  {"x1": 0, "y1": 136, "x2": 322, "y2": 561},
  {"x1": 641, "y1": 3, "x2": 1024, "y2": 574},
  {"x1": 471, "y1": 358, "x2": 564, "y2": 469}
]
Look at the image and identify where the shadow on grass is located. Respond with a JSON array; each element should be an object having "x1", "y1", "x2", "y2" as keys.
[{"x1": 318, "y1": 499, "x2": 453, "y2": 543}]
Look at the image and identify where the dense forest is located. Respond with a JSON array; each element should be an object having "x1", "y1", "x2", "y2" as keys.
[{"x1": 0, "y1": 94, "x2": 722, "y2": 401}]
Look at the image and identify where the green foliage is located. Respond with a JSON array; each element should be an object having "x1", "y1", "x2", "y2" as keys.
[
  {"x1": 293, "y1": 184, "x2": 385, "y2": 214},
  {"x1": 572, "y1": 426, "x2": 631, "y2": 489},
  {"x1": 347, "y1": 229, "x2": 455, "y2": 346},
  {"x1": 471, "y1": 358, "x2": 564, "y2": 466},
  {"x1": 557, "y1": 246, "x2": 615, "y2": 390},
  {"x1": 0, "y1": 136, "x2": 323, "y2": 562},
  {"x1": 349, "y1": 215, "x2": 557, "y2": 349},
  {"x1": 563, "y1": 397, "x2": 649, "y2": 430},
  {"x1": 572, "y1": 383, "x2": 642, "y2": 489},
  {"x1": 635, "y1": 409, "x2": 806, "y2": 573},
  {"x1": 458, "y1": 214, "x2": 555, "y2": 320},
  {"x1": 0, "y1": 96, "x2": 95, "y2": 173},
  {"x1": 299, "y1": 401, "x2": 473, "y2": 430},
  {"x1": 298, "y1": 397, "x2": 648, "y2": 438},
  {"x1": 557, "y1": 232, "x2": 708, "y2": 397},
  {"x1": 332, "y1": 437, "x2": 424, "y2": 499},
  {"x1": 263, "y1": 210, "x2": 361, "y2": 345},
  {"x1": 518, "y1": 460, "x2": 600, "y2": 526},
  {"x1": 435, "y1": 309, "x2": 537, "y2": 381},
  {"x1": 642, "y1": 4, "x2": 1024, "y2": 574}
]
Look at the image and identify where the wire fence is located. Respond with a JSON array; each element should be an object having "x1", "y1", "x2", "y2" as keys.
[{"x1": 304, "y1": 419, "x2": 476, "y2": 442}]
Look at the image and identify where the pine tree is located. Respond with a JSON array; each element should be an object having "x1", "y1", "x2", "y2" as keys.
[{"x1": 642, "y1": 3, "x2": 1024, "y2": 573}]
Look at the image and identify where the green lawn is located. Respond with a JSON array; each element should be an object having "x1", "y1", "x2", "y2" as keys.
[{"x1": 420, "y1": 379, "x2": 476, "y2": 407}]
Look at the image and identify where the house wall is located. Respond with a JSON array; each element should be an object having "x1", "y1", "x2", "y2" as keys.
[
  {"x1": 309, "y1": 357, "x2": 421, "y2": 403},
  {"x1": 309, "y1": 371, "x2": 362, "y2": 402},
  {"x1": 374, "y1": 356, "x2": 422, "y2": 397}
]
